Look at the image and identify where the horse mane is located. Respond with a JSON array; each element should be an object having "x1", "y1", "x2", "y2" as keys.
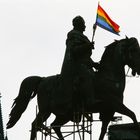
[
  {"x1": 100, "y1": 40, "x2": 119, "y2": 66},
  {"x1": 99, "y1": 37, "x2": 140, "y2": 71}
]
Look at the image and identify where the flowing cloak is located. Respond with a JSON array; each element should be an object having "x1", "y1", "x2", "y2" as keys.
[{"x1": 52, "y1": 29, "x2": 96, "y2": 113}]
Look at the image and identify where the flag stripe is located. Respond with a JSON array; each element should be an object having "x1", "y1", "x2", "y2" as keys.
[
  {"x1": 97, "y1": 10, "x2": 118, "y2": 32},
  {"x1": 97, "y1": 11, "x2": 113, "y2": 28},
  {"x1": 96, "y1": 17, "x2": 119, "y2": 35},
  {"x1": 98, "y1": 5, "x2": 120, "y2": 32},
  {"x1": 97, "y1": 4, "x2": 120, "y2": 32},
  {"x1": 96, "y1": 4, "x2": 120, "y2": 35}
]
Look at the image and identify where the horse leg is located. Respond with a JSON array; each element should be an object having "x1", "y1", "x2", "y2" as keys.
[
  {"x1": 99, "y1": 119, "x2": 110, "y2": 140},
  {"x1": 99, "y1": 112, "x2": 114, "y2": 140},
  {"x1": 114, "y1": 102, "x2": 140, "y2": 136},
  {"x1": 51, "y1": 115, "x2": 69, "y2": 140},
  {"x1": 30, "y1": 112, "x2": 51, "y2": 140},
  {"x1": 30, "y1": 114, "x2": 41, "y2": 140}
]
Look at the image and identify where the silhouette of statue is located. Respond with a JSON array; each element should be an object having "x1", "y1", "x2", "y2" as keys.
[
  {"x1": 6, "y1": 31, "x2": 140, "y2": 140},
  {"x1": 60, "y1": 16, "x2": 99, "y2": 112}
]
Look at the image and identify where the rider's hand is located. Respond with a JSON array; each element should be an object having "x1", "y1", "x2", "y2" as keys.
[{"x1": 90, "y1": 41, "x2": 95, "y2": 49}]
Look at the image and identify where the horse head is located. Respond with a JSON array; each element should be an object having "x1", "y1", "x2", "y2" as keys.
[
  {"x1": 122, "y1": 37, "x2": 140, "y2": 76},
  {"x1": 99, "y1": 36, "x2": 140, "y2": 84}
]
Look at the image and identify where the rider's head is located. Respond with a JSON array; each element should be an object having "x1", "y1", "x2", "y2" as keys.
[{"x1": 72, "y1": 16, "x2": 86, "y2": 32}]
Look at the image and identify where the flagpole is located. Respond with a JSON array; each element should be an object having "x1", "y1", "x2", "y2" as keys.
[
  {"x1": 91, "y1": 23, "x2": 97, "y2": 42},
  {"x1": 91, "y1": 2, "x2": 99, "y2": 42}
]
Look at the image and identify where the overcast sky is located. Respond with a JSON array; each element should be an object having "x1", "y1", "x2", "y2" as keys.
[{"x1": 0, "y1": 0, "x2": 140, "y2": 140}]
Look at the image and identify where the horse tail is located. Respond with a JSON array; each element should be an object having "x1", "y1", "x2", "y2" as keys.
[{"x1": 6, "y1": 76, "x2": 42, "y2": 129}]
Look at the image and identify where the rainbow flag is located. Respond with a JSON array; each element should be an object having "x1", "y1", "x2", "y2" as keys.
[{"x1": 96, "y1": 4, "x2": 120, "y2": 35}]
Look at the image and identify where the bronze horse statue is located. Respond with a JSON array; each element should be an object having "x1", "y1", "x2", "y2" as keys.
[{"x1": 7, "y1": 37, "x2": 140, "y2": 140}]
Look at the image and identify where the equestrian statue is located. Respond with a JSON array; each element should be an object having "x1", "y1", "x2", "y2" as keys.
[{"x1": 6, "y1": 16, "x2": 140, "y2": 140}]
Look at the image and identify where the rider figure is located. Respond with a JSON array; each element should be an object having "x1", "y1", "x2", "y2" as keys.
[{"x1": 61, "y1": 16, "x2": 99, "y2": 118}]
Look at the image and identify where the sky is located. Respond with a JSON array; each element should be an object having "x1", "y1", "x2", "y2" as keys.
[{"x1": 0, "y1": 0, "x2": 140, "y2": 140}]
